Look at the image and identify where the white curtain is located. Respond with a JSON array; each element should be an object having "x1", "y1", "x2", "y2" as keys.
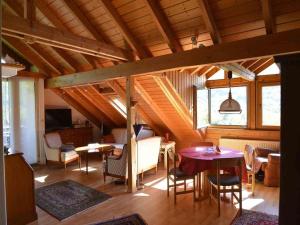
[{"x1": 9, "y1": 77, "x2": 41, "y2": 164}]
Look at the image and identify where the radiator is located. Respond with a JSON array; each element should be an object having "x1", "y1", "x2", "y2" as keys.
[{"x1": 219, "y1": 137, "x2": 280, "y2": 152}]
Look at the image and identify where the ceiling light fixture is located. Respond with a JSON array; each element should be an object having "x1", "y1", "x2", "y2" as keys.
[{"x1": 219, "y1": 71, "x2": 242, "y2": 114}]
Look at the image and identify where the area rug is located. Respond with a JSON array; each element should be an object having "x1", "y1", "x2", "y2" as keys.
[
  {"x1": 36, "y1": 180, "x2": 111, "y2": 221},
  {"x1": 231, "y1": 209, "x2": 278, "y2": 225},
  {"x1": 93, "y1": 214, "x2": 148, "y2": 225}
]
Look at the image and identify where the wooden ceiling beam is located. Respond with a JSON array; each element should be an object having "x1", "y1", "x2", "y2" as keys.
[
  {"x1": 2, "y1": 14, "x2": 133, "y2": 61},
  {"x1": 45, "y1": 28, "x2": 300, "y2": 88},
  {"x1": 3, "y1": 0, "x2": 80, "y2": 73},
  {"x1": 206, "y1": 67, "x2": 220, "y2": 79},
  {"x1": 261, "y1": 0, "x2": 276, "y2": 35},
  {"x1": 24, "y1": 0, "x2": 36, "y2": 21},
  {"x1": 218, "y1": 63, "x2": 255, "y2": 81},
  {"x1": 143, "y1": 0, "x2": 182, "y2": 53},
  {"x1": 3, "y1": 36, "x2": 51, "y2": 75},
  {"x1": 98, "y1": 0, "x2": 150, "y2": 59},
  {"x1": 197, "y1": 0, "x2": 221, "y2": 44}
]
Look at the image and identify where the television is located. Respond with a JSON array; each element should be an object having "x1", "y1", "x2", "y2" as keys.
[{"x1": 45, "y1": 108, "x2": 72, "y2": 131}]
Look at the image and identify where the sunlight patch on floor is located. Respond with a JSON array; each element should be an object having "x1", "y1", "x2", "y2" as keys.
[
  {"x1": 72, "y1": 167, "x2": 98, "y2": 172},
  {"x1": 134, "y1": 192, "x2": 150, "y2": 197},
  {"x1": 34, "y1": 175, "x2": 48, "y2": 183}
]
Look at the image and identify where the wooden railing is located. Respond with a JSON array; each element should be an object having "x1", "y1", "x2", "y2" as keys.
[{"x1": 5, "y1": 153, "x2": 37, "y2": 225}]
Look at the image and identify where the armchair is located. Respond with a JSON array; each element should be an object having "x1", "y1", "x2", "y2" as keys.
[
  {"x1": 103, "y1": 145, "x2": 128, "y2": 182},
  {"x1": 44, "y1": 132, "x2": 79, "y2": 169}
]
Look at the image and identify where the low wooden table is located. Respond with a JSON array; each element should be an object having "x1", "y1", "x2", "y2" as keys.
[{"x1": 75, "y1": 143, "x2": 114, "y2": 174}]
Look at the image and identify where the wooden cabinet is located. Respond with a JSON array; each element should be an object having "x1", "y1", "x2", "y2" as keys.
[
  {"x1": 5, "y1": 153, "x2": 37, "y2": 225},
  {"x1": 58, "y1": 127, "x2": 93, "y2": 147}
]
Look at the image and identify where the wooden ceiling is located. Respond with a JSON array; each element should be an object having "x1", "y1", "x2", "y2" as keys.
[{"x1": 2, "y1": 0, "x2": 299, "y2": 145}]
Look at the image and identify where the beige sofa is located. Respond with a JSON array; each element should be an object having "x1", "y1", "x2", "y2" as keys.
[{"x1": 103, "y1": 131, "x2": 161, "y2": 181}]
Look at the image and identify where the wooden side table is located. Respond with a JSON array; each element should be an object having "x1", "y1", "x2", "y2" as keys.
[{"x1": 160, "y1": 141, "x2": 176, "y2": 169}]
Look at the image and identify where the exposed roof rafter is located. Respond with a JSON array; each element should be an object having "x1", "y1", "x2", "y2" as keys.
[
  {"x1": 261, "y1": 0, "x2": 276, "y2": 35},
  {"x1": 143, "y1": 0, "x2": 182, "y2": 53},
  {"x1": 2, "y1": 14, "x2": 133, "y2": 61},
  {"x1": 98, "y1": 0, "x2": 150, "y2": 59}
]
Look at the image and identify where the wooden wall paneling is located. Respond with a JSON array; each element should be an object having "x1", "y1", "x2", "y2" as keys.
[
  {"x1": 52, "y1": 89, "x2": 101, "y2": 127},
  {"x1": 205, "y1": 128, "x2": 280, "y2": 145}
]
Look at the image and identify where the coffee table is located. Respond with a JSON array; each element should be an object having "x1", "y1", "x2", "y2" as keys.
[{"x1": 75, "y1": 143, "x2": 115, "y2": 174}]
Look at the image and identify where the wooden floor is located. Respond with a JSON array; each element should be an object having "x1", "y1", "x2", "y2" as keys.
[{"x1": 29, "y1": 157, "x2": 279, "y2": 225}]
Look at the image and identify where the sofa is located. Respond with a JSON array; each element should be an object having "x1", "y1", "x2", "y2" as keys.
[{"x1": 103, "y1": 133, "x2": 161, "y2": 181}]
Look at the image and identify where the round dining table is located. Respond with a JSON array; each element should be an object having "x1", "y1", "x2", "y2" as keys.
[{"x1": 178, "y1": 146, "x2": 244, "y2": 200}]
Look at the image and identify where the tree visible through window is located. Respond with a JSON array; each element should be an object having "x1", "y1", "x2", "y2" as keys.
[
  {"x1": 210, "y1": 87, "x2": 247, "y2": 126},
  {"x1": 262, "y1": 85, "x2": 280, "y2": 126}
]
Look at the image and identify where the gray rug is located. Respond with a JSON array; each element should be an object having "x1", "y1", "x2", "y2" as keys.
[
  {"x1": 94, "y1": 214, "x2": 147, "y2": 225},
  {"x1": 231, "y1": 209, "x2": 278, "y2": 225},
  {"x1": 36, "y1": 180, "x2": 111, "y2": 220}
]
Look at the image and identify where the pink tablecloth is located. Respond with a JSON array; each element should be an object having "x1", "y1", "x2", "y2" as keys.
[{"x1": 179, "y1": 146, "x2": 244, "y2": 176}]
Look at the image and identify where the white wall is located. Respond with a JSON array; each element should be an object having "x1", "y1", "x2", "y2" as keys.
[{"x1": 44, "y1": 89, "x2": 100, "y2": 141}]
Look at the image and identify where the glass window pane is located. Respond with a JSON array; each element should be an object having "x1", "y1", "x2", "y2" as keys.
[
  {"x1": 210, "y1": 87, "x2": 247, "y2": 126},
  {"x1": 197, "y1": 89, "x2": 209, "y2": 128},
  {"x1": 262, "y1": 85, "x2": 281, "y2": 126},
  {"x1": 2, "y1": 80, "x2": 11, "y2": 147}
]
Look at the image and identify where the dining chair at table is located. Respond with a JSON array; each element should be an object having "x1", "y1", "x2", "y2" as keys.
[
  {"x1": 167, "y1": 150, "x2": 196, "y2": 204},
  {"x1": 208, "y1": 157, "x2": 243, "y2": 217}
]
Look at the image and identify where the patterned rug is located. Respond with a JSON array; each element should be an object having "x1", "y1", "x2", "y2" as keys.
[
  {"x1": 36, "y1": 180, "x2": 111, "y2": 220},
  {"x1": 94, "y1": 214, "x2": 148, "y2": 225},
  {"x1": 231, "y1": 209, "x2": 278, "y2": 225}
]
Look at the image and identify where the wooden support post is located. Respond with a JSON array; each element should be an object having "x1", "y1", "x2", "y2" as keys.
[
  {"x1": 275, "y1": 54, "x2": 300, "y2": 225},
  {"x1": 24, "y1": 0, "x2": 36, "y2": 22},
  {"x1": 126, "y1": 77, "x2": 137, "y2": 193}
]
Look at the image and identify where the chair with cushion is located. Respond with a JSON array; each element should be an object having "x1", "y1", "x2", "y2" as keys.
[
  {"x1": 103, "y1": 145, "x2": 128, "y2": 182},
  {"x1": 44, "y1": 132, "x2": 79, "y2": 169},
  {"x1": 264, "y1": 153, "x2": 280, "y2": 187},
  {"x1": 208, "y1": 158, "x2": 243, "y2": 217},
  {"x1": 167, "y1": 150, "x2": 196, "y2": 204}
]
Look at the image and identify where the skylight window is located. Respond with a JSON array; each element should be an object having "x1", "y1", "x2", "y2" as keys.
[
  {"x1": 110, "y1": 97, "x2": 127, "y2": 118},
  {"x1": 258, "y1": 63, "x2": 280, "y2": 75},
  {"x1": 208, "y1": 69, "x2": 224, "y2": 80}
]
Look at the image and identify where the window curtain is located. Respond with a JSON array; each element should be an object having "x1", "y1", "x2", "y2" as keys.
[{"x1": 8, "y1": 77, "x2": 44, "y2": 164}]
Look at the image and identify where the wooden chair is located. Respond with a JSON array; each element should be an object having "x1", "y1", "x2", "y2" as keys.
[
  {"x1": 243, "y1": 145, "x2": 256, "y2": 195},
  {"x1": 208, "y1": 158, "x2": 243, "y2": 217},
  {"x1": 167, "y1": 150, "x2": 196, "y2": 204}
]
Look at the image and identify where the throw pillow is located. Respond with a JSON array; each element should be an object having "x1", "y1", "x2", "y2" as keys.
[
  {"x1": 255, "y1": 147, "x2": 277, "y2": 158},
  {"x1": 60, "y1": 144, "x2": 75, "y2": 152}
]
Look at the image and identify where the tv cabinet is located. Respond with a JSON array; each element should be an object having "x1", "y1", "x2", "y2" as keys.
[{"x1": 57, "y1": 127, "x2": 93, "y2": 147}]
